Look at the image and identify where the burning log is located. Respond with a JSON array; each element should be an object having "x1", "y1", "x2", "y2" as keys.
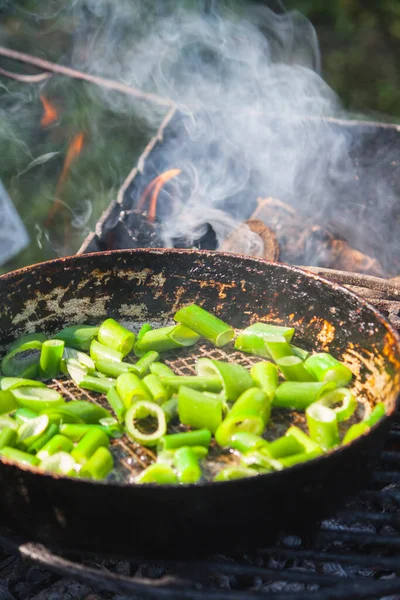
[{"x1": 250, "y1": 197, "x2": 386, "y2": 277}]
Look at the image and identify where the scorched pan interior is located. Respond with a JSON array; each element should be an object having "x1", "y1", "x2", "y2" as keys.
[{"x1": 0, "y1": 248, "x2": 399, "y2": 558}]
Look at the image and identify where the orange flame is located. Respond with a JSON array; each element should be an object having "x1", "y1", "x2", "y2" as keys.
[
  {"x1": 44, "y1": 132, "x2": 85, "y2": 228},
  {"x1": 138, "y1": 169, "x2": 181, "y2": 223},
  {"x1": 40, "y1": 95, "x2": 58, "y2": 127}
]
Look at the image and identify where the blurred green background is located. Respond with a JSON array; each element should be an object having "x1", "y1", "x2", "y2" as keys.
[{"x1": 0, "y1": 0, "x2": 399, "y2": 274}]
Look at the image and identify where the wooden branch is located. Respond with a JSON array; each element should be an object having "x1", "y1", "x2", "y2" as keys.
[
  {"x1": 0, "y1": 66, "x2": 51, "y2": 83},
  {"x1": 299, "y1": 265, "x2": 400, "y2": 299},
  {"x1": 0, "y1": 45, "x2": 176, "y2": 108}
]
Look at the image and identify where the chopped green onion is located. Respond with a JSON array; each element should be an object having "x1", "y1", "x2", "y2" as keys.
[
  {"x1": 173, "y1": 446, "x2": 202, "y2": 483},
  {"x1": 366, "y1": 402, "x2": 386, "y2": 427},
  {"x1": 215, "y1": 413, "x2": 265, "y2": 447},
  {"x1": 106, "y1": 386, "x2": 126, "y2": 422},
  {"x1": 125, "y1": 400, "x2": 166, "y2": 447},
  {"x1": 40, "y1": 451, "x2": 77, "y2": 475},
  {"x1": 0, "y1": 446, "x2": 40, "y2": 467},
  {"x1": 0, "y1": 416, "x2": 18, "y2": 431},
  {"x1": 116, "y1": 372, "x2": 150, "y2": 409},
  {"x1": 11, "y1": 386, "x2": 65, "y2": 412},
  {"x1": 134, "y1": 351, "x2": 160, "y2": 376},
  {"x1": 157, "y1": 446, "x2": 208, "y2": 465},
  {"x1": 37, "y1": 434, "x2": 74, "y2": 460},
  {"x1": 65, "y1": 359, "x2": 88, "y2": 384},
  {"x1": 27, "y1": 423, "x2": 59, "y2": 454},
  {"x1": 316, "y1": 388, "x2": 357, "y2": 422},
  {"x1": 230, "y1": 388, "x2": 271, "y2": 425},
  {"x1": 80, "y1": 446, "x2": 114, "y2": 480},
  {"x1": 53, "y1": 325, "x2": 99, "y2": 351},
  {"x1": 267, "y1": 433, "x2": 303, "y2": 459},
  {"x1": 137, "y1": 323, "x2": 153, "y2": 340},
  {"x1": 39, "y1": 407, "x2": 84, "y2": 425},
  {"x1": 250, "y1": 362, "x2": 278, "y2": 399},
  {"x1": 265, "y1": 335, "x2": 294, "y2": 361},
  {"x1": 0, "y1": 377, "x2": 46, "y2": 391},
  {"x1": 273, "y1": 381, "x2": 336, "y2": 410},
  {"x1": 342, "y1": 422, "x2": 369, "y2": 444},
  {"x1": 17, "y1": 414, "x2": 49, "y2": 447},
  {"x1": 98, "y1": 417, "x2": 123, "y2": 438},
  {"x1": 178, "y1": 386, "x2": 223, "y2": 433},
  {"x1": 278, "y1": 448, "x2": 323, "y2": 468},
  {"x1": 196, "y1": 358, "x2": 253, "y2": 401},
  {"x1": 79, "y1": 375, "x2": 114, "y2": 394},
  {"x1": 161, "y1": 396, "x2": 178, "y2": 423},
  {"x1": 0, "y1": 390, "x2": 18, "y2": 414},
  {"x1": 142, "y1": 374, "x2": 169, "y2": 404},
  {"x1": 94, "y1": 359, "x2": 137, "y2": 379},
  {"x1": 149, "y1": 362, "x2": 175, "y2": 377},
  {"x1": 291, "y1": 345, "x2": 310, "y2": 361},
  {"x1": 14, "y1": 408, "x2": 38, "y2": 424},
  {"x1": 174, "y1": 304, "x2": 235, "y2": 347},
  {"x1": 0, "y1": 427, "x2": 17, "y2": 449},
  {"x1": 240, "y1": 450, "x2": 283, "y2": 472},
  {"x1": 306, "y1": 403, "x2": 340, "y2": 451},
  {"x1": 135, "y1": 464, "x2": 178, "y2": 484},
  {"x1": 304, "y1": 353, "x2": 353, "y2": 387},
  {"x1": 161, "y1": 375, "x2": 222, "y2": 393},
  {"x1": 158, "y1": 429, "x2": 211, "y2": 451},
  {"x1": 62, "y1": 348, "x2": 95, "y2": 373},
  {"x1": 9, "y1": 333, "x2": 47, "y2": 352},
  {"x1": 285, "y1": 426, "x2": 321, "y2": 453},
  {"x1": 90, "y1": 339, "x2": 124, "y2": 363},
  {"x1": 1, "y1": 343, "x2": 41, "y2": 378},
  {"x1": 213, "y1": 466, "x2": 258, "y2": 481},
  {"x1": 40, "y1": 339, "x2": 65, "y2": 379},
  {"x1": 71, "y1": 428, "x2": 109, "y2": 464},
  {"x1": 98, "y1": 318, "x2": 135, "y2": 357},
  {"x1": 235, "y1": 323, "x2": 295, "y2": 357},
  {"x1": 60, "y1": 424, "x2": 103, "y2": 442},
  {"x1": 276, "y1": 356, "x2": 315, "y2": 382},
  {"x1": 135, "y1": 325, "x2": 200, "y2": 355},
  {"x1": 230, "y1": 432, "x2": 269, "y2": 454},
  {"x1": 49, "y1": 400, "x2": 112, "y2": 424}
]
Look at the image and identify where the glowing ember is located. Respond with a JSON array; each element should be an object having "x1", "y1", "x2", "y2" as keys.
[
  {"x1": 39, "y1": 95, "x2": 58, "y2": 127},
  {"x1": 45, "y1": 132, "x2": 85, "y2": 228},
  {"x1": 138, "y1": 169, "x2": 181, "y2": 223}
]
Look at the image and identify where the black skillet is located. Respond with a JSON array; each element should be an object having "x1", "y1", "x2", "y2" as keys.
[{"x1": 0, "y1": 249, "x2": 399, "y2": 558}]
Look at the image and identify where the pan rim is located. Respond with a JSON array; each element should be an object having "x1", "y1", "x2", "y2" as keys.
[{"x1": 0, "y1": 247, "x2": 399, "y2": 489}]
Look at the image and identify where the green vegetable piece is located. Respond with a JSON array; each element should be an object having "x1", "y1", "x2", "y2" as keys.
[
  {"x1": 273, "y1": 381, "x2": 336, "y2": 410},
  {"x1": 173, "y1": 446, "x2": 202, "y2": 483},
  {"x1": 0, "y1": 427, "x2": 17, "y2": 449},
  {"x1": 0, "y1": 377, "x2": 46, "y2": 391},
  {"x1": 316, "y1": 388, "x2": 357, "y2": 422},
  {"x1": 11, "y1": 387, "x2": 65, "y2": 412},
  {"x1": 267, "y1": 433, "x2": 303, "y2": 459},
  {"x1": 134, "y1": 351, "x2": 160, "y2": 376},
  {"x1": 40, "y1": 451, "x2": 77, "y2": 475},
  {"x1": 230, "y1": 387, "x2": 271, "y2": 425},
  {"x1": 79, "y1": 375, "x2": 114, "y2": 394},
  {"x1": 291, "y1": 345, "x2": 310, "y2": 361},
  {"x1": 142, "y1": 373, "x2": 169, "y2": 405},
  {"x1": 80, "y1": 446, "x2": 114, "y2": 480},
  {"x1": 1, "y1": 342, "x2": 41, "y2": 378},
  {"x1": 60, "y1": 423, "x2": 103, "y2": 442},
  {"x1": 135, "y1": 464, "x2": 178, "y2": 484},
  {"x1": 37, "y1": 434, "x2": 74, "y2": 460},
  {"x1": 306, "y1": 403, "x2": 340, "y2": 451},
  {"x1": 276, "y1": 356, "x2": 315, "y2": 382},
  {"x1": 366, "y1": 403, "x2": 386, "y2": 427},
  {"x1": 106, "y1": 386, "x2": 126, "y2": 422},
  {"x1": 286, "y1": 426, "x2": 321, "y2": 453},
  {"x1": 157, "y1": 446, "x2": 208, "y2": 465},
  {"x1": 161, "y1": 396, "x2": 178, "y2": 423},
  {"x1": 17, "y1": 414, "x2": 49, "y2": 447},
  {"x1": 116, "y1": 372, "x2": 150, "y2": 409},
  {"x1": 62, "y1": 347, "x2": 95, "y2": 373},
  {"x1": 0, "y1": 446, "x2": 40, "y2": 467},
  {"x1": 215, "y1": 413, "x2": 265, "y2": 447},
  {"x1": 9, "y1": 333, "x2": 47, "y2": 352},
  {"x1": 240, "y1": 450, "x2": 283, "y2": 472},
  {"x1": 149, "y1": 362, "x2": 175, "y2": 377},
  {"x1": 125, "y1": 400, "x2": 166, "y2": 447},
  {"x1": 278, "y1": 448, "x2": 323, "y2": 468},
  {"x1": 40, "y1": 339, "x2": 65, "y2": 379},
  {"x1": 235, "y1": 323, "x2": 295, "y2": 358},
  {"x1": 14, "y1": 408, "x2": 38, "y2": 424},
  {"x1": 304, "y1": 353, "x2": 353, "y2": 387},
  {"x1": 98, "y1": 417, "x2": 123, "y2": 438},
  {"x1": 135, "y1": 325, "x2": 199, "y2": 355},
  {"x1": 71, "y1": 428, "x2": 109, "y2": 464},
  {"x1": 53, "y1": 401, "x2": 112, "y2": 424},
  {"x1": 196, "y1": 358, "x2": 253, "y2": 402},
  {"x1": 137, "y1": 323, "x2": 153, "y2": 340},
  {"x1": 178, "y1": 386, "x2": 223, "y2": 433},
  {"x1": 214, "y1": 466, "x2": 258, "y2": 481},
  {"x1": 264, "y1": 335, "x2": 294, "y2": 361},
  {"x1": 39, "y1": 407, "x2": 84, "y2": 425},
  {"x1": 98, "y1": 318, "x2": 135, "y2": 357},
  {"x1": 158, "y1": 429, "x2": 211, "y2": 451},
  {"x1": 0, "y1": 390, "x2": 18, "y2": 414},
  {"x1": 160, "y1": 375, "x2": 222, "y2": 393},
  {"x1": 342, "y1": 422, "x2": 370, "y2": 444},
  {"x1": 0, "y1": 416, "x2": 18, "y2": 431},
  {"x1": 229, "y1": 432, "x2": 270, "y2": 454},
  {"x1": 250, "y1": 362, "x2": 278, "y2": 399},
  {"x1": 53, "y1": 325, "x2": 99, "y2": 351},
  {"x1": 65, "y1": 359, "x2": 88, "y2": 384},
  {"x1": 174, "y1": 304, "x2": 234, "y2": 347},
  {"x1": 95, "y1": 359, "x2": 137, "y2": 379},
  {"x1": 90, "y1": 339, "x2": 123, "y2": 363},
  {"x1": 27, "y1": 423, "x2": 59, "y2": 454}
]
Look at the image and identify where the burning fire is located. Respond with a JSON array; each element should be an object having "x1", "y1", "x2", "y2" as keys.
[
  {"x1": 138, "y1": 169, "x2": 181, "y2": 223},
  {"x1": 45, "y1": 132, "x2": 85, "y2": 228},
  {"x1": 39, "y1": 95, "x2": 58, "y2": 127}
]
